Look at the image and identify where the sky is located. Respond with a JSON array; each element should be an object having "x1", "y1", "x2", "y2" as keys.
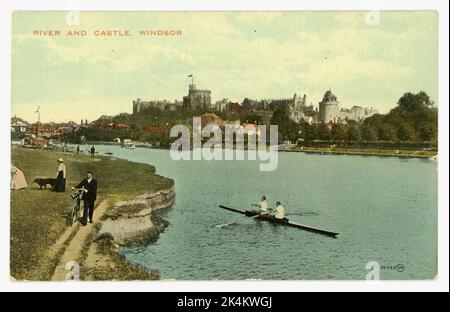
[{"x1": 11, "y1": 11, "x2": 438, "y2": 123}]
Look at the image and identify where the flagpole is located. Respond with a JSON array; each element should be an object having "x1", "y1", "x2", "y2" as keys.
[{"x1": 35, "y1": 106, "x2": 40, "y2": 136}]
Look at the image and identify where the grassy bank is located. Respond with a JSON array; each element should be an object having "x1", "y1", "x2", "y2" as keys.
[
  {"x1": 10, "y1": 147, "x2": 173, "y2": 280},
  {"x1": 293, "y1": 147, "x2": 437, "y2": 158}
]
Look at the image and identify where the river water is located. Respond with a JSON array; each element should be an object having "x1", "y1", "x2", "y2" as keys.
[{"x1": 91, "y1": 145, "x2": 437, "y2": 280}]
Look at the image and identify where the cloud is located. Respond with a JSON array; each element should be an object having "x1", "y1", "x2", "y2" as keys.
[{"x1": 11, "y1": 11, "x2": 438, "y2": 121}]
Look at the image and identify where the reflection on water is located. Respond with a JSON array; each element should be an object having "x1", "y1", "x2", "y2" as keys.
[{"x1": 87, "y1": 145, "x2": 438, "y2": 280}]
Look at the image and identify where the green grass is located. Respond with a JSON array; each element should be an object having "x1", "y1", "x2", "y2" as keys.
[{"x1": 10, "y1": 147, "x2": 173, "y2": 280}]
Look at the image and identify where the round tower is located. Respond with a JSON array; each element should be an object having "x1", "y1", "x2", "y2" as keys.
[{"x1": 319, "y1": 90, "x2": 340, "y2": 123}]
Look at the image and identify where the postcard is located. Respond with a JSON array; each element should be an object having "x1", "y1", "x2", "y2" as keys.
[{"x1": 9, "y1": 10, "x2": 441, "y2": 283}]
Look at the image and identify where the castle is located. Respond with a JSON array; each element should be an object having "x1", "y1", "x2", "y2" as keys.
[
  {"x1": 132, "y1": 82, "x2": 377, "y2": 125},
  {"x1": 133, "y1": 98, "x2": 182, "y2": 113},
  {"x1": 133, "y1": 83, "x2": 211, "y2": 113},
  {"x1": 183, "y1": 84, "x2": 211, "y2": 111},
  {"x1": 319, "y1": 90, "x2": 378, "y2": 123}
]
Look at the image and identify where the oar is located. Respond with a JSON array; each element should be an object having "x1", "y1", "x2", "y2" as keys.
[
  {"x1": 215, "y1": 212, "x2": 269, "y2": 229},
  {"x1": 215, "y1": 221, "x2": 238, "y2": 229}
]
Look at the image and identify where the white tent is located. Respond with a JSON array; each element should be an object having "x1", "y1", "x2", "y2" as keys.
[{"x1": 11, "y1": 165, "x2": 27, "y2": 190}]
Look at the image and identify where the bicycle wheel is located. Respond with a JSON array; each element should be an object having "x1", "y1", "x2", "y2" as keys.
[{"x1": 70, "y1": 199, "x2": 79, "y2": 226}]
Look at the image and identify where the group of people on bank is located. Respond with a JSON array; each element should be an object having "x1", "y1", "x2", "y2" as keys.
[
  {"x1": 257, "y1": 196, "x2": 286, "y2": 220},
  {"x1": 11, "y1": 155, "x2": 98, "y2": 226},
  {"x1": 76, "y1": 145, "x2": 96, "y2": 157}
]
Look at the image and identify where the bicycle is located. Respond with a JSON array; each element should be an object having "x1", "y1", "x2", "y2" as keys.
[{"x1": 69, "y1": 188, "x2": 86, "y2": 226}]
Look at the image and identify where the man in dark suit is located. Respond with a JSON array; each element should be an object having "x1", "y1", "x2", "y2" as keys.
[{"x1": 73, "y1": 171, "x2": 97, "y2": 226}]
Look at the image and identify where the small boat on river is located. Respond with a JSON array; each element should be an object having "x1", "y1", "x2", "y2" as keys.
[{"x1": 219, "y1": 205, "x2": 339, "y2": 238}]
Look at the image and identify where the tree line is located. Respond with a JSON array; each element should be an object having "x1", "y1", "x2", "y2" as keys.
[
  {"x1": 62, "y1": 91, "x2": 437, "y2": 148},
  {"x1": 273, "y1": 91, "x2": 437, "y2": 145}
]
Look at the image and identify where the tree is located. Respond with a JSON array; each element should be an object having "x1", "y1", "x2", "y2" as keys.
[
  {"x1": 361, "y1": 124, "x2": 377, "y2": 141},
  {"x1": 396, "y1": 91, "x2": 432, "y2": 113},
  {"x1": 330, "y1": 124, "x2": 346, "y2": 142},
  {"x1": 346, "y1": 124, "x2": 361, "y2": 142},
  {"x1": 396, "y1": 121, "x2": 416, "y2": 142},
  {"x1": 418, "y1": 122, "x2": 437, "y2": 142},
  {"x1": 316, "y1": 123, "x2": 331, "y2": 141},
  {"x1": 270, "y1": 104, "x2": 300, "y2": 142},
  {"x1": 299, "y1": 121, "x2": 315, "y2": 145},
  {"x1": 242, "y1": 98, "x2": 252, "y2": 108},
  {"x1": 377, "y1": 124, "x2": 397, "y2": 142}
]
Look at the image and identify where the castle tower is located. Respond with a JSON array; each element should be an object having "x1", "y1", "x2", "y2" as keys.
[
  {"x1": 319, "y1": 90, "x2": 340, "y2": 123},
  {"x1": 183, "y1": 83, "x2": 211, "y2": 111}
]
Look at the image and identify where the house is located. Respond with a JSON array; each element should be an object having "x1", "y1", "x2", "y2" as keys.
[
  {"x1": 102, "y1": 123, "x2": 131, "y2": 129},
  {"x1": 201, "y1": 113, "x2": 224, "y2": 128},
  {"x1": 11, "y1": 117, "x2": 31, "y2": 133},
  {"x1": 115, "y1": 123, "x2": 132, "y2": 129},
  {"x1": 226, "y1": 102, "x2": 243, "y2": 113},
  {"x1": 53, "y1": 127, "x2": 74, "y2": 136},
  {"x1": 11, "y1": 132, "x2": 25, "y2": 146},
  {"x1": 242, "y1": 123, "x2": 261, "y2": 136},
  {"x1": 31, "y1": 123, "x2": 55, "y2": 138},
  {"x1": 224, "y1": 120, "x2": 241, "y2": 130},
  {"x1": 144, "y1": 125, "x2": 169, "y2": 135}
]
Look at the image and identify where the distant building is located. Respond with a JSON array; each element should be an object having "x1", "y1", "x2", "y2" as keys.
[
  {"x1": 201, "y1": 113, "x2": 224, "y2": 128},
  {"x1": 80, "y1": 119, "x2": 90, "y2": 128},
  {"x1": 11, "y1": 117, "x2": 31, "y2": 133},
  {"x1": 224, "y1": 120, "x2": 241, "y2": 129},
  {"x1": 292, "y1": 93, "x2": 307, "y2": 111},
  {"x1": 11, "y1": 137, "x2": 25, "y2": 146},
  {"x1": 31, "y1": 123, "x2": 55, "y2": 138},
  {"x1": 318, "y1": 90, "x2": 378, "y2": 123},
  {"x1": 144, "y1": 125, "x2": 169, "y2": 135},
  {"x1": 319, "y1": 90, "x2": 341, "y2": 123},
  {"x1": 183, "y1": 84, "x2": 211, "y2": 111},
  {"x1": 289, "y1": 92, "x2": 308, "y2": 123},
  {"x1": 242, "y1": 123, "x2": 261, "y2": 136},
  {"x1": 226, "y1": 102, "x2": 243, "y2": 113},
  {"x1": 215, "y1": 98, "x2": 229, "y2": 112},
  {"x1": 339, "y1": 106, "x2": 379, "y2": 122},
  {"x1": 53, "y1": 127, "x2": 74, "y2": 136},
  {"x1": 102, "y1": 123, "x2": 131, "y2": 129},
  {"x1": 133, "y1": 98, "x2": 183, "y2": 113}
]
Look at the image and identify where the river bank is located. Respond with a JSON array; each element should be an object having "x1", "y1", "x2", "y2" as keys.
[
  {"x1": 10, "y1": 147, "x2": 175, "y2": 281},
  {"x1": 72, "y1": 142, "x2": 438, "y2": 159},
  {"x1": 74, "y1": 140, "x2": 437, "y2": 160},
  {"x1": 289, "y1": 147, "x2": 437, "y2": 159},
  {"x1": 80, "y1": 187, "x2": 175, "y2": 280}
]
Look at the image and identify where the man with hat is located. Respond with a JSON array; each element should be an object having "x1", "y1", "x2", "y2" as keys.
[{"x1": 73, "y1": 171, "x2": 97, "y2": 226}]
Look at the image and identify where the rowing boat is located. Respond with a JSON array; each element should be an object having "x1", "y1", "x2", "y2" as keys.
[{"x1": 219, "y1": 205, "x2": 339, "y2": 238}]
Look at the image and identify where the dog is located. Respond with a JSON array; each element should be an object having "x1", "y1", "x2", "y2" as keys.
[{"x1": 33, "y1": 178, "x2": 57, "y2": 189}]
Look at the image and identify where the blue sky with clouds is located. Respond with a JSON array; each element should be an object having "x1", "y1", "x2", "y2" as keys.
[{"x1": 12, "y1": 11, "x2": 438, "y2": 122}]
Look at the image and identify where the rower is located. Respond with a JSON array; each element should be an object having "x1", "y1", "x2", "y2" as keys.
[
  {"x1": 274, "y1": 201, "x2": 286, "y2": 220},
  {"x1": 259, "y1": 196, "x2": 269, "y2": 214}
]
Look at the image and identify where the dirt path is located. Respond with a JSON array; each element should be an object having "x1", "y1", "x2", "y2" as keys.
[{"x1": 51, "y1": 200, "x2": 109, "y2": 281}]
